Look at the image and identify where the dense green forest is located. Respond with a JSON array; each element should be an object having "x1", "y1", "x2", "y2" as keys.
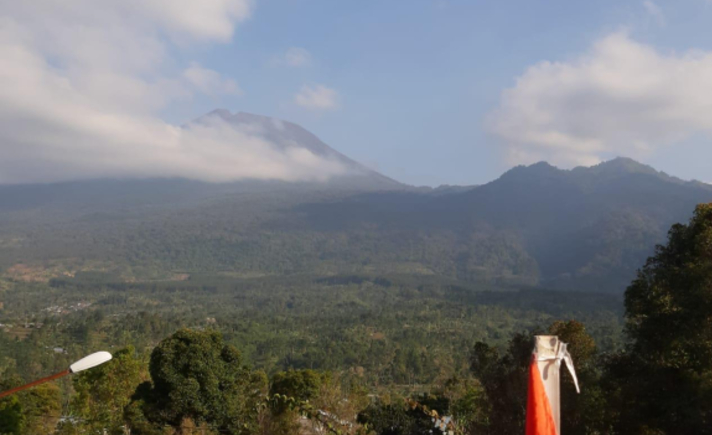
[
  {"x1": 0, "y1": 203, "x2": 710, "y2": 434},
  {"x1": 0, "y1": 158, "x2": 710, "y2": 434},
  {"x1": 1, "y1": 158, "x2": 710, "y2": 293},
  {"x1": 0, "y1": 273, "x2": 624, "y2": 386}
]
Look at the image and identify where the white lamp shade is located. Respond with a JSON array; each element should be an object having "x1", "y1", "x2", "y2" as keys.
[{"x1": 69, "y1": 351, "x2": 112, "y2": 373}]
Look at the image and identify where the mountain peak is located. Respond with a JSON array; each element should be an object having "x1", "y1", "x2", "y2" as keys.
[
  {"x1": 581, "y1": 157, "x2": 658, "y2": 176},
  {"x1": 197, "y1": 109, "x2": 350, "y2": 161},
  {"x1": 493, "y1": 157, "x2": 698, "y2": 191},
  {"x1": 498, "y1": 161, "x2": 563, "y2": 182},
  {"x1": 194, "y1": 109, "x2": 403, "y2": 190},
  {"x1": 206, "y1": 108, "x2": 232, "y2": 119},
  {"x1": 202, "y1": 109, "x2": 287, "y2": 127},
  {"x1": 502, "y1": 157, "x2": 658, "y2": 179}
]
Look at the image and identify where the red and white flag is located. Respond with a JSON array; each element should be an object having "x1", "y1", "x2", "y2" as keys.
[{"x1": 526, "y1": 335, "x2": 579, "y2": 435}]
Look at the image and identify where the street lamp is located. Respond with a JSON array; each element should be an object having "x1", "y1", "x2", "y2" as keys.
[{"x1": 0, "y1": 351, "x2": 112, "y2": 399}]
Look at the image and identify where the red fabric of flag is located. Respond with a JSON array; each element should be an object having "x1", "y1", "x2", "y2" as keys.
[{"x1": 525, "y1": 356, "x2": 557, "y2": 435}]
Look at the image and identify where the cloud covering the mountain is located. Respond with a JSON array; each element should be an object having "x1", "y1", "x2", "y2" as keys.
[
  {"x1": 0, "y1": 1, "x2": 347, "y2": 184},
  {"x1": 488, "y1": 32, "x2": 712, "y2": 168}
]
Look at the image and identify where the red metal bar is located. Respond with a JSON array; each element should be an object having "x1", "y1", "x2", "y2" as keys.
[{"x1": 0, "y1": 369, "x2": 71, "y2": 399}]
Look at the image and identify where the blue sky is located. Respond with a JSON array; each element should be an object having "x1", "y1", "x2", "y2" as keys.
[
  {"x1": 1, "y1": 0, "x2": 711, "y2": 185},
  {"x1": 167, "y1": 0, "x2": 712, "y2": 186}
]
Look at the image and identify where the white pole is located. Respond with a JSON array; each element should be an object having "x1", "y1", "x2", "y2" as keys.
[{"x1": 533, "y1": 335, "x2": 562, "y2": 434}]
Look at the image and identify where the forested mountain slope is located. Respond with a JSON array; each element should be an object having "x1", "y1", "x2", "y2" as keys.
[
  {"x1": 295, "y1": 158, "x2": 712, "y2": 291},
  {"x1": 0, "y1": 112, "x2": 709, "y2": 293}
]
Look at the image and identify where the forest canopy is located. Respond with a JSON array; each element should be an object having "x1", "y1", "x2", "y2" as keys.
[{"x1": 0, "y1": 204, "x2": 708, "y2": 433}]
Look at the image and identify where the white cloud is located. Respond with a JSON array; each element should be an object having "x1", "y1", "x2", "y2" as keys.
[
  {"x1": 488, "y1": 32, "x2": 712, "y2": 167},
  {"x1": 0, "y1": 49, "x2": 347, "y2": 183},
  {"x1": 133, "y1": 0, "x2": 253, "y2": 42},
  {"x1": 183, "y1": 63, "x2": 242, "y2": 96},
  {"x1": 0, "y1": 0, "x2": 348, "y2": 184},
  {"x1": 294, "y1": 84, "x2": 339, "y2": 110},
  {"x1": 278, "y1": 47, "x2": 312, "y2": 67},
  {"x1": 643, "y1": 1, "x2": 666, "y2": 27}
]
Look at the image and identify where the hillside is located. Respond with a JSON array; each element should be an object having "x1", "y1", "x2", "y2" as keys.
[
  {"x1": 294, "y1": 158, "x2": 711, "y2": 291},
  {"x1": 0, "y1": 112, "x2": 709, "y2": 292}
]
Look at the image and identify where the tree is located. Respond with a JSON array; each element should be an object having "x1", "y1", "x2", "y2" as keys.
[
  {"x1": 469, "y1": 321, "x2": 602, "y2": 435},
  {"x1": 0, "y1": 373, "x2": 25, "y2": 435},
  {"x1": 18, "y1": 383, "x2": 62, "y2": 435},
  {"x1": 0, "y1": 395, "x2": 24, "y2": 435},
  {"x1": 447, "y1": 381, "x2": 489, "y2": 434},
  {"x1": 469, "y1": 332, "x2": 533, "y2": 435},
  {"x1": 548, "y1": 320, "x2": 608, "y2": 435},
  {"x1": 358, "y1": 401, "x2": 414, "y2": 435},
  {"x1": 608, "y1": 203, "x2": 712, "y2": 434},
  {"x1": 358, "y1": 394, "x2": 450, "y2": 435},
  {"x1": 0, "y1": 374, "x2": 62, "y2": 435},
  {"x1": 270, "y1": 369, "x2": 328, "y2": 412},
  {"x1": 67, "y1": 346, "x2": 144, "y2": 434},
  {"x1": 0, "y1": 372, "x2": 61, "y2": 435},
  {"x1": 129, "y1": 328, "x2": 267, "y2": 434},
  {"x1": 264, "y1": 368, "x2": 330, "y2": 434}
]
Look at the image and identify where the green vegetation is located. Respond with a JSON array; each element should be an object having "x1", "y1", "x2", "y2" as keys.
[
  {"x1": 0, "y1": 273, "x2": 623, "y2": 384},
  {"x1": 0, "y1": 159, "x2": 710, "y2": 293},
  {"x1": 127, "y1": 329, "x2": 266, "y2": 434},
  {"x1": 605, "y1": 203, "x2": 712, "y2": 434},
  {"x1": 65, "y1": 346, "x2": 145, "y2": 434},
  {"x1": 0, "y1": 266, "x2": 624, "y2": 433},
  {"x1": 0, "y1": 163, "x2": 709, "y2": 433}
]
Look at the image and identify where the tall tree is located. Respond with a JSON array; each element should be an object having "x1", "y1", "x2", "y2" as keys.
[
  {"x1": 608, "y1": 203, "x2": 712, "y2": 434},
  {"x1": 469, "y1": 321, "x2": 601, "y2": 435},
  {"x1": 130, "y1": 328, "x2": 267, "y2": 435},
  {"x1": 0, "y1": 375, "x2": 61, "y2": 435},
  {"x1": 18, "y1": 383, "x2": 62, "y2": 435},
  {"x1": 548, "y1": 320, "x2": 608, "y2": 435},
  {"x1": 67, "y1": 346, "x2": 144, "y2": 434},
  {"x1": 469, "y1": 332, "x2": 536, "y2": 435}
]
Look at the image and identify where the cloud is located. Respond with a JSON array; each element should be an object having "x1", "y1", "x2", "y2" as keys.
[
  {"x1": 643, "y1": 1, "x2": 666, "y2": 27},
  {"x1": 275, "y1": 47, "x2": 312, "y2": 67},
  {"x1": 294, "y1": 84, "x2": 339, "y2": 110},
  {"x1": 183, "y1": 63, "x2": 242, "y2": 96},
  {"x1": 488, "y1": 32, "x2": 712, "y2": 167},
  {"x1": 0, "y1": 1, "x2": 347, "y2": 184},
  {"x1": 134, "y1": 0, "x2": 253, "y2": 42}
]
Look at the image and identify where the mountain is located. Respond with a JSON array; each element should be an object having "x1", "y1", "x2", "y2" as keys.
[
  {"x1": 287, "y1": 157, "x2": 712, "y2": 291},
  {"x1": 195, "y1": 110, "x2": 403, "y2": 190},
  {"x1": 0, "y1": 109, "x2": 709, "y2": 294},
  {"x1": 452, "y1": 158, "x2": 712, "y2": 290}
]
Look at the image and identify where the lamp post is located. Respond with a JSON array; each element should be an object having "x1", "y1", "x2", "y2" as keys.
[{"x1": 0, "y1": 351, "x2": 112, "y2": 399}]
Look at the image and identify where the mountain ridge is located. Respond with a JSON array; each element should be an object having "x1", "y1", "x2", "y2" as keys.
[{"x1": 0, "y1": 111, "x2": 710, "y2": 293}]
